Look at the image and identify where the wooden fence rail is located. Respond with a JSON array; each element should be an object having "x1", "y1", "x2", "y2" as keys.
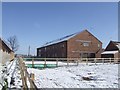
[
  {"x1": 23, "y1": 58, "x2": 120, "y2": 68},
  {"x1": 18, "y1": 57, "x2": 38, "y2": 90}
]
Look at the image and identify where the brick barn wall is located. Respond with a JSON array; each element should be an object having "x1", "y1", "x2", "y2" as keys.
[{"x1": 67, "y1": 30, "x2": 102, "y2": 58}]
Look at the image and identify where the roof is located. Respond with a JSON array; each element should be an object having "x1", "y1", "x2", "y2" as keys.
[
  {"x1": 42, "y1": 30, "x2": 84, "y2": 47},
  {"x1": 111, "y1": 41, "x2": 120, "y2": 50},
  {"x1": 39, "y1": 29, "x2": 102, "y2": 48},
  {"x1": 3, "y1": 40, "x2": 12, "y2": 50},
  {"x1": 101, "y1": 51, "x2": 118, "y2": 54},
  {"x1": 0, "y1": 37, "x2": 13, "y2": 52}
]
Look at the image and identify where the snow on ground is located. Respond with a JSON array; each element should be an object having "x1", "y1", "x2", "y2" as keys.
[
  {"x1": 0, "y1": 61, "x2": 9, "y2": 90},
  {"x1": 0, "y1": 63, "x2": 3, "y2": 90},
  {"x1": 2, "y1": 59, "x2": 22, "y2": 89},
  {"x1": 27, "y1": 63, "x2": 119, "y2": 88},
  {"x1": 8, "y1": 59, "x2": 22, "y2": 89}
]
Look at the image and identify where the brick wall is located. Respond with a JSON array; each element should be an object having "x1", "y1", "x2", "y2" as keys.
[{"x1": 67, "y1": 30, "x2": 102, "y2": 58}]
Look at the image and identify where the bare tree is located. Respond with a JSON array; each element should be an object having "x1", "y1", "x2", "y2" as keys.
[{"x1": 7, "y1": 35, "x2": 19, "y2": 52}]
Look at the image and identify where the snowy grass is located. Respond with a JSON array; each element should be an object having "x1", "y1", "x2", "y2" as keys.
[{"x1": 27, "y1": 63, "x2": 119, "y2": 88}]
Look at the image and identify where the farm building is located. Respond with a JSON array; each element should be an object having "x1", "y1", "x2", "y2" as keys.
[
  {"x1": 0, "y1": 38, "x2": 14, "y2": 64},
  {"x1": 37, "y1": 30, "x2": 102, "y2": 58},
  {"x1": 101, "y1": 41, "x2": 120, "y2": 58}
]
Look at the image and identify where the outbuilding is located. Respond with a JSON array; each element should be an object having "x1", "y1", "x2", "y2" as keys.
[
  {"x1": 0, "y1": 38, "x2": 14, "y2": 64},
  {"x1": 101, "y1": 41, "x2": 120, "y2": 58}
]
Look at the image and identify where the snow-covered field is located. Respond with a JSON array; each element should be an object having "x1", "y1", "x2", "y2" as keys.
[
  {"x1": 2, "y1": 60, "x2": 119, "y2": 89},
  {"x1": 28, "y1": 63, "x2": 119, "y2": 88}
]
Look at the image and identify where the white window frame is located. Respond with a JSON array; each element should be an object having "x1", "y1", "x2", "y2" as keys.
[{"x1": 83, "y1": 42, "x2": 89, "y2": 46}]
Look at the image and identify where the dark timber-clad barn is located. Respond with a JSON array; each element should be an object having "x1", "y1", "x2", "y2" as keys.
[
  {"x1": 37, "y1": 30, "x2": 102, "y2": 58},
  {"x1": 101, "y1": 41, "x2": 120, "y2": 58}
]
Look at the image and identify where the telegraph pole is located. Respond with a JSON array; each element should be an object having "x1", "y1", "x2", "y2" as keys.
[{"x1": 28, "y1": 45, "x2": 30, "y2": 56}]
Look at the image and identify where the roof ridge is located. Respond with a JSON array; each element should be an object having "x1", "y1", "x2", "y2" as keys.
[
  {"x1": 110, "y1": 40, "x2": 120, "y2": 50},
  {"x1": 111, "y1": 41, "x2": 120, "y2": 43},
  {"x1": 43, "y1": 30, "x2": 84, "y2": 47},
  {"x1": 38, "y1": 29, "x2": 93, "y2": 48}
]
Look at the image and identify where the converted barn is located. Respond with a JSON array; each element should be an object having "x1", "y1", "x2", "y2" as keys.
[
  {"x1": 0, "y1": 38, "x2": 14, "y2": 64},
  {"x1": 101, "y1": 41, "x2": 120, "y2": 58},
  {"x1": 37, "y1": 30, "x2": 102, "y2": 58}
]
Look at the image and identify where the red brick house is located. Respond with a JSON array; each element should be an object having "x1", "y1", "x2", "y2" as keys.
[
  {"x1": 37, "y1": 30, "x2": 102, "y2": 58},
  {"x1": 101, "y1": 41, "x2": 120, "y2": 58}
]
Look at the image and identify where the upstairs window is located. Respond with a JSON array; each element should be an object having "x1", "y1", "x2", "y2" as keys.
[
  {"x1": 83, "y1": 42, "x2": 89, "y2": 46},
  {"x1": 98, "y1": 44, "x2": 100, "y2": 48},
  {"x1": 39, "y1": 50, "x2": 41, "y2": 52},
  {"x1": 61, "y1": 44, "x2": 64, "y2": 48},
  {"x1": 45, "y1": 47, "x2": 46, "y2": 50}
]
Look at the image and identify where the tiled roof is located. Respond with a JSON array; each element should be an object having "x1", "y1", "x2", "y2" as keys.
[
  {"x1": 42, "y1": 30, "x2": 85, "y2": 47},
  {"x1": 38, "y1": 29, "x2": 102, "y2": 48}
]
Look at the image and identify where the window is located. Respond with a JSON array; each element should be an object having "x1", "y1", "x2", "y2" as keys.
[
  {"x1": 80, "y1": 53, "x2": 95, "y2": 58},
  {"x1": 39, "y1": 49, "x2": 41, "y2": 52},
  {"x1": 81, "y1": 53, "x2": 88, "y2": 58},
  {"x1": 61, "y1": 44, "x2": 64, "y2": 48},
  {"x1": 83, "y1": 42, "x2": 89, "y2": 46},
  {"x1": 45, "y1": 47, "x2": 46, "y2": 51},
  {"x1": 39, "y1": 54, "x2": 41, "y2": 57},
  {"x1": 98, "y1": 44, "x2": 100, "y2": 48}
]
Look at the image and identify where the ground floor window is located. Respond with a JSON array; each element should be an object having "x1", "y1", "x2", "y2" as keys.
[
  {"x1": 80, "y1": 53, "x2": 95, "y2": 58},
  {"x1": 101, "y1": 54, "x2": 114, "y2": 58}
]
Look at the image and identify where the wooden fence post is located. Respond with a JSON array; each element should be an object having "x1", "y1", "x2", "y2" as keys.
[
  {"x1": 18, "y1": 57, "x2": 38, "y2": 90},
  {"x1": 44, "y1": 58, "x2": 46, "y2": 68},
  {"x1": 80, "y1": 58, "x2": 82, "y2": 63},
  {"x1": 19, "y1": 60, "x2": 27, "y2": 89},
  {"x1": 116, "y1": 58, "x2": 118, "y2": 63},
  {"x1": 102, "y1": 58, "x2": 104, "y2": 64},
  {"x1": 110, "y1": 58, "x2": 111, "y2": 64},
  {"x1": 94, "y1": 58, "x2": 96, "y2": 65},
  {"x1": 86, "y1": 58, "x2": 88, "y2": 65},
  {"x1": 114, "y1": 58, "x2": 117, "y2": 64},
  {"x1": 67, "y1": 58, "x2": 69, "y2": 66},
  {"x1": 56, "y1": 58, "x2": 58, "y2": 67},
  {"x1": 22, "y1": 61, "x2": 28, "y2": 89},
  {"x1": 32, "y1": 58, "x2": 34, "y2": 68},
  {"x1": 24, "y1": 65, "x2": 28, "y2": 87},
  {"x1": 77, "y1": 58, "x2": 79, "y2": 66},
  {"x1": 19, "y1": 61, "x2": 25, "y2": 89},
  {"x1": 30, "y1": 73, "x2": 35, "y2": 81}
]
